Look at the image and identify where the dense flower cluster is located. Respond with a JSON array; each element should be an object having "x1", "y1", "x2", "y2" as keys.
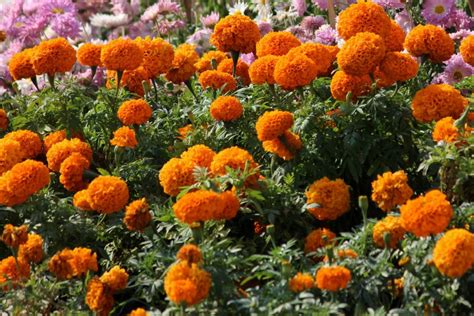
[
  {"x1": 371, "y1": 170, "x2": 413, "y2": 212},
  {"x1": 289, "y1": 272, "x2": 314, "y2": 293},
  {"x1": 77, "y1": 43, "x2": 103, "y2": 67},
  {"x1": 46, "y1": 138, "x2": 92, "y2": 172},
  {"x1": 82, "y1": 176, "x2": 130, "y2": 214},
  {"x1": 304, "y1": 228, "x2": 336, "y2": 254},
  {"x1": 315, "y1": 266, "x2": 352, "y2": 291},
  {"x1": 287, "y1": 43, "x2": 336, "y2": 76},
  {"x1": 18, "y1": 233, "x2": 44, "y2": 263},
  {"x1": 404, "y1": 25, "x2": 454, "y2": 63},
  {"x1": 330, "y1": 70, "x2": 371, "y2": 101},
  {"x1": 432, "y1": 229, "x2": 474, "y2": 278},
  {"x1": 372, "y1": 216, "x2": 406, "y2": 248},
  {"x1": 110, "y1": 126, "x2": 138, "y2": 148},
  {"x1": 4, "y1": 130, "x2": 42, "y2": 159},
  {"x1": 1, "y1": 224, "x2": 28, "y2": 248},
  {"x1": 124, "y1": 198, "x2": 152, "y2": 232},
  {"x1": 379, "y1": 52, "x2": 419, "y2": 82},
  {"x1": 117, "y1": 99, "x2": 153, "y2": 126},
  {"x1": 216, "y1": 58, "x2": 251, "y2": 85},
  {"x1": 180, "y1": 145, "x2": 216, "y2": 169},
  {"x1": 48, "y1": 247, "x2": 98, "y2": 279},
  {"x1": 0, "y1": 256, "x2": 30, "y2": 290},
  {"x1": 195, "y1": 50, "x2": 228, "y2": 73},
  {"x1": 159, "y1": 158, "x2": 196, "y2": 196},
  {"x1": 210, "y1": 96, "x2": 243, "y2": 122},
  {"x1": 211, "y1": 14, "x2": 260, "y2": 54},
  {"x1": 101, "y1": 38, "x2": 143, "y2": 71},
  {"x1": 255, "y1": 111, "x2": 294, "y2": 142},
  {"x1": 256, "y1": 32, "x2": 301, "y2": 57},
  {"x1": 198, "y1": 70, "x2": 237, "y2": 92},
  {"x1": 59, "y1": 152, "x2": 90, "y2": 191},
  {"x1": 166, "y1": 44, "x2": 199, "y2": 84},
  {"x1": 135, "y1": 36, "x2": 174, "y2": 77},
  {"x1": 248, "y1": 55, "x2": 279, "y2": 85},
  {"x1": 274, "y1": 54, "x2": 318, "y2": 90},
  {"x1": 210, "y1": 147, "x2": 260, "y2": 185},
  {"x1": 432, "y1": 117, "x2": 472, "y2": 143},
  {"x1": 8, "y1": 48, "x2": 35, "y2": 80},
  {"x1": 306, "y1": 177, "x2": 350, "y2": 221}
]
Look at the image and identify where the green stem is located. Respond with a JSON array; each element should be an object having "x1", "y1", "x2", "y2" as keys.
[
  {"x1": 184, "y1": 80, "x2": 198, "y2": 101},
  {"x1": 115, "y1": 70, "x2": 123, "y2": 108},
  {"x1": 230, "y1": 51, "x2": 240, "y2": 78},
  {"x1": 151, "y1": 78, "x2": 159, "y2": 104},
  {"x1": 31, "y1": 76, "x2": 40, "y2": 91},
  {"x1": 47, "y1": 73, "x2": 55, "y2": 90}
]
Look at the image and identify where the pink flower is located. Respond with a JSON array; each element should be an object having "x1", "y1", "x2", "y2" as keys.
[{"x1": 200, "y1": 12, "x2": 219, "y2": 28}]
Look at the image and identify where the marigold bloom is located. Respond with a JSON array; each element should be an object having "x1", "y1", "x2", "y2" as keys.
[
  {"x1": 0, "y1": 109, "x2": 8, "y2": 131},
  {"x1": 256, "y1": 32, "x2": 301, "y2": 57},
  {"x1": 49, "y1": 247, "x2": 98, "y2": 279},
  {"x1": 107, "y1": 67, "x2": 150, "y2": 96},
  {"x1": 117, "y1": 99, "x2": 153, "y2": 126},
  {"x1": 166, "y1": 44, "x2": 199, "y2": 84},
  {"x1": 460, "y1": 35, "x2": 474, "y2": 66},
  {"x1": 400, "y1": 190, "x2": 453, "y2": 237},
  {"x1": 159, "y1": 158, "x2": 195, "y2": 196},
  {"x1": 43, "y1": 130, "x2": 67, "y2": 153},
  {"x1": 59, "y1": 153, "x2": 90, "y2": 191},
  {"x1": 262, "y1": 130, "x2": 302, "y2": 161},
  {"x1": 0, "y1": 139, "x2": 23, "y2": 175},
  {"x1": 32, "y1": 38, "x2": 76, "y2": 75},
  {"x1": 255, "y1": 110, "x2": 293, "y2": 141},
  {"x1": 289, "y1": 272, "x2": 314, "y2": 293},
  {"x1": 173, "y1": 190, "x2": 225, "y2": 224},
  {"x1": 135, "y1": 36, "x2": 174, "y2": 77},
  {"x1": 86, "y1": 277, "x2": 115, "y2": 315},
  {"x1": 46, "y1": 138, "x2": 93, "y2": 172},
  {"x1": 372, "y1": 216, "x2": 406, "y2": 248},
  {"x1": 181, "y1": 145, "x2": 216, "y2": 169},
  {"x1": 210, "y1": 96, "x2": 243, "y2": 122},
  {"x1": 129, "y1": 308, "x2": 148, "y2": 316},
  {"x1": 248, "y1": 55, "x2": 279, "y2": 85},
  {"x1": 178, "y1": 124, "x2": 193, "y2": 140},
  {"x1": 323, "y1": 249, "x2": 358, "y2": 262},
  {"x1": 8, "y1": 48, "x2": 36, "y2": 80},
  {"x1": 77, "y1": 43, "x2": 102, "y2": 67},
  {"x1": 211, "y1": 14, "x2": 260, "y2": 54},
  {"x1": 306, "y1": 177, "x2": 350, "y2": 221},
  {"x1": 110, "y1": 126, "x2": 138, "y2": 148},
  {"x1": 379, "y1": 52, "x2": 419, "y2": 82},
  {"x1": 124, "y1": 198, "x2": 152, "y2": 232},
  {"x1": 216, "y1": 58, "x2": 251, "y2": 85},
  {"x1": 304, "y1": 228, "x2": 336, "y2": 254},
  {"x1": 432, "y1": 229, "x2": 474, "y2": 278},
  {"x1": 86, "y1": 176, "x2": 129, "y2": 214},
  {"x1": 4, "y1": 130, "x2": 42, "y2": 160},
  {"x1": 0, "y1": 256, "x2": 30, "y2": 289},
  {"x1": 210, "y1": 146, "x2": 260, "y2": 185},
  {"x1": 215, "y1": 190, "x2": 240, "y2": 220},
  {"x1": 412, "y1": 84, "x2": 467, "y2": 122},
  {"x1": 404, "y1": 24, "x2": 454, "y2": 63},
  {"x1": 198, "y1": 70, "x2": 237, "y2": 92},
  {"x1": 373, "y1": 68, "x2": 396, "y2": 89},
  {"x1": 177, "y1": 244, "x2": 203, "y2": 264},
  {"x1": 1, "y1": 224, "x2": 28, "y2": 248},
  {"x1": 371, "y1": 170, "x2": 413, "y2": 212},
  {"x1": 18, "y1": 233, "x2": 43, "y2": 263},
  {"x1": 73, "y1": 189, "x2": 93, "y2": 211},
  {"x1": 315, "y1": 266, "x2": 351, "y2": 292},
  {"x1": 287, "y1": 43, "x2": 334, "y2": 76},
  {"x1": 164, "y1": 261, "x2": 212, "y2": 306},
  {"x1": 100, "y1": 266, "x2": 129, "y2": 292},
  {"x1": 432, "y1": 117, "x2": 471, "y2": 143},
  {"x1": 101, "y1": 38, "x2": 143, "y2": 71},
  {"x1": 385, "y1": 20, "x2": 405, "y2": 52},
  {"x1": 330, "y1": 70, "x2": 371, "y2": 101},
  {"x1": 274, "y1": 54, "x2": 318, "y2": 90},
  {"x1": 337, "y1": 32, "x2": 386, "y2": 76},
  {"x1": 195, "y1": 51, "x2": 228, "y2": 73}
]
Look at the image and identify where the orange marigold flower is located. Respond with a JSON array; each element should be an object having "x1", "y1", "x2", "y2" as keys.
[
  {"x1": 166, "y1": 44, "x2": 199, "y2": 84},
  {"x1": 129, "y1": 308, "x2": 148, "y2": 316},
  {"x1": 177, "y1": 244, "x2": 203, "y2": 264},
  {"x1": 110, "y1": 126, "x2": 138, "y2": 148},
  {"x1": 118, "y1": 99, "x2": 153, "y2": 126},
  {"x1": 400, "y1": 190, "x2": 453, "y2": 237},
  {"x1": 73, "y1": 189, "x2": 93, "y2": 211},
  {"x1": 262, "y1": 130, "x2": 302, "y2": 161},
  {"x1": 215, "y1": 190, "x2": 240, "y2": 220},
  {"x1": 315, "y1": 266, "x2": 351, "y2": 292},
  {"x1": 289, "y1": 272, "x2": 314, "y2": 293},
  {"x1": 101, "y1": 38, "x2": 143, "y2": 71},
  {"x1": 59, "y1": 152, "x2": 90, "y2": 191},
  {"x1": 107, "y1": 67, "x2": 150, "y2": 96},
  {"x1": 412, "y1": 84, "x2": 467, "y2": 122},
  {"x1": 460, "y1": 35, "x2": 474, "y2": 66},
  {"x1": 1, "y1": 224, "x2": 28, "y2": 248},
  {"x1": 306, "y1": 177, "x2": 350, "y2": 221},
  {"x1": 135, "y1": 36, "x2": 174, "y2": 78},
  {"x1": 287, "y1": 43, "x2": 334, "y2": 76},
  {"x1": 8, "y1": 48, "x2": 35, "y2": 80},
  {"x1": 379, "y1": 52, "x2": 419, "y2": 82},
  {"x1": 0, "y1": 256, "x2": 30, "y2": 290},
  {"x1": 304, "y1": 228, "x2": 336, "y2": 254},
  {"x1": 43, "y1": 130, "x2": 67, "y2": 153},
  {"x1": 432, "y1": 229, "x2": 474, "y2": 278},
  {"x1": 124, "y1": 198, "x2": 152, "y2": 232},
  {"x1": 18, "y1": 233, "x2": 43, "y2": 263},
  {"x1": 86, "y1": 176, "x2": 129, "y2": 214},
  {"x1": 0, "y1": 139, "x2": 23, "y2": 175},
  {"x1": 337, "y1": 32, "x2": 386, "y2": 76},
  {"x1": 217, "y1": 58, "x2": 251, "y2": 85},
  {"x1": 373, "y1": 67, "x2": 396, "y2": 89},
  {"x1": 164, "y1": 261, "x2": 212, "y2": 306},
  {"x1": 210, "y1": 96, "x2": 243, "y2": 122},
  {"x1": 77, "y1": 43, "x2": 102, "y2": 67},
  {"x1": 178, "y1": 124, "x2": 193, "y2": 140},
  {"x1": 210, "y1": 146, "x2": 260, "y2": 185},
  {"x1": 371, "y1": 170, "x2": 413, "y2": 212},
  {"x1": 255, "y1": 110, "x2": 293, "y2": 141},
  {"x1": 4, "y1": 130, "x2": 42, "y2": 160},
  {"x1": 248, "y1": 55, "x2": 279, "y2": 85},
  {"x1": 372, "y1": 216, "x2": 406, "y2": 248},
  {"x1": 195, "y1": 50, "x2": 228, "y2": 73},
  {"x1": 46, "y1": 138, "x2": 92, "y2": 172},
  {"x1": 323, "y1": 249, "x2": 358, "y2": 262},
  {"x1": 198, "y1": 70, "x2": 237, "y2": 92},
  {"x1": 211, "y1": 14, "x2": 260, "y2": 54},
  {"x1": 274, "y1": 54, "x2": 318, "y2": 90},
  {"x1": 32, "y1": 38, "x2": 76, "y2": 76},
  {"x1": 330, "y1": 70, "x2": 372, "y2": 101},
  {"x1": 172, "y1": 190, "x2": 225, "y2": 224},
  {"x1": 432, "y1": 116, "x2": 471, "y2": 143},
  {"x1": 71, "y1": 247, "x2": 99, "y2": 276},
  {"x1": 404, "y1": 24, "x2": 454, "y2": 63},
  {"x1": 0, "y1": 109, "x2": 8, "y2": 131},
  {"x1": 49, "y1": 247, "x2": 98, "y2": 279},
  {"x1": 385, "y1": 20, "x2": 405, "y2": 52},
  {"x1": 86, "y1": 277, "x2": 115, "y2": 315},
  {"x1": 159, "y1": 158, "x2": 196, "y2": 196},
  {"x1": 181, "y1": 144, "x2": 216, "y2": 169},
  {"x1": 256, "y1": 31, "x2": 301, "y2": 57},
  {"x1": 100, "y1": 266, "x2": 129, "y2": 292}
]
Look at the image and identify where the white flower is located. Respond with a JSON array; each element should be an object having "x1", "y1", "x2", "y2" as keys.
[
  {"x1": 90, "y1": 13, "x2": 129, "y2": 28},
  {"x1": 228, "y1": 1, "x2": 249, "y2": 15},
  {"x1": 254, "y1": 0, "x2": 272, "y2": 22}
]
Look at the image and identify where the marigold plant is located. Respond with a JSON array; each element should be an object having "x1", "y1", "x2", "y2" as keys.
[
  {"x1": 195, "y1": 50, "x2": 228, "y2": 73},
  {"x1": 1, "y1": 224, "x2": 28, "y2": 248},
  {"x1": 166, "y1": 44, "x2": 199, "y2": 84},
  {"x1": 274, "y1": 54, "x2": 318, "y2": 90},
  {"x1": 372, "y1": 216, "x2": 406, "y2": 249},
  {"x1": 32, "y1": 38, "x2": 76, "y2": 75},
  {"x1": 216, "y1": 58, "x2": 250, "y2": 85},
  {"x1": 77, "y1": 43, "x2": 103, "y2": 67},
  {"x1": 180, "y1": 144, "x2": 216, "y2": 169},
  {"x1": 48, "y1": 247, "x2": 98, "y2": 279},
  {"x1": 379, "y1": 52, "x2": 419, "y2": 82},
  {"x1": 172, "y1": 190, "x2": 225, "y2": 224},
  {"x1": 210, "y1": 147, "x2": 260, "y2": 185},
  {"x1": 73, "y1": 190, "x2": 93, "y2": 211},
  {"x1": 215, "y1": 190, "x2": 240, "y2": 220},
  {"x1": 107, "y1": 67, "x2": 150, "y2": 96},
  {"x1": 432, "y1": 229, "x2": 474, "y2": 278},
  {"x1": 85, "y1": 277, "x2": 115, "y2": 315},
  {"x1": 0, "y1": 109, "x2": 8, "y2": 131},
  {"x1": 18, "y1": 233, "x2": 43, "y2": 264},
  {"x1": 287, "y1": 43, "x2": 335, "y2": 76},
  {"x1": 124, "y1": 198, "x2": 152, "y2": 232},
  {"x1": 4, "y1": 130, "x2": 42, "y2": 160},
  {"x1": 255, "y1": 110, "x2": 294, "y2": 142},
  {"x1": 159, "y1": 158, "x2": 195, "y2": 196},
  {"x1": 404, "y1": 24, "x2": 454, "y2": 63},
  {"x1": 117, "y1": 99, "x2": 153, "y2": 126},
  {"x1": 385, "y1": 20, "x2": 405, "y2": 52},
  {"x1": 255, "y1": 31, "x2": 301, "y2": 57},
  {"x1": 8, "y1": 48, "x2": 36, "y2": 81},
  {"x1": 306, "y1": 177, "x2": 350, "y2": 221},
  {"x1": 0, "y1": 139, "x2": 23, "y2": 175},
  {"x1": 0, "y1": 256, "x2": 30, "y2": 290},
  {"x1": 100, "y1": 38, "x2": 143, "y2": 71},
  {"x1": 330, "y1": 70, "x2": 371, "y2": 101},
  {"x1": 432, "y1": 117, "x2": 471, "y2": 143},
  {"x1": 177, "y1": 244, "x2": 203, "y2": 264},
  {"x1": 110, "y1": 126, "x2": 138, "y2": 148},
  {"x1": 262, "y1": 130, "x2": 302, "y2": 161},
  {"x1": 46, "y1": 138, "x2": 93, "y2": 172},
  {"x1": 460, "y1": 35, "x2": 474, "y2": 66},
  {"x1": 315, "y1": 266, "x2": 352, "y2": 292},
  {"x1": 371, "y1": 170, "x2": 413, "y2": 212},
  {"x1": 59, "y1": 152, "x2": 90, "y2": 191},
  {"x1": 210, "y1": 14, "x2": 260, "y2": 54},
  {"x1": 210, "y1": 96, "x2": 243, "y2": 122},
  {"x1": 135, "y1": 36, "x2": 174, "y2": 77},
  {"x1": 100, "y1": 266, "x2": 129, "y2": 292},
  {"x1": 86, "y1": 176, "x2": 129, "y2": 214},
  {"x1": 248, "y1": 55, "x2": 279, "y2": 85},
  {"x1": 198, "y1": 70, "x2": 237, "y2": 93},
  {"x1": 304, "y1": 228, "x2": 336, "y2": 254},
  {"x1": 289, "y1": 272, "x2": 314, "y2": 293}
]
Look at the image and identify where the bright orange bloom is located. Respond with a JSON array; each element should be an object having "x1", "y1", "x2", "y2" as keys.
[
  {"x1": 195, "y1": 51, "x2": 228, "y2": 73},
  {"x1": 460, "y1": 35, "x2": 474, "y2": 66},
  {"x1": 135, "y1": 36, "x2": 174, "y2": 78},
  {"x1": 129, "y1": 308, "x2": 148, "y2": 316},
  {"x1": 256, "y1": 32, "x2": 301, "y2": 57},
  {"x1": 304, "y1": 228, "x2": 336, "y2": 254},
  {"x1": 101, "y1": 38, "x2": 143, "y2": 71},
  {"x1": 385, "y1": 20, "x2": 405, "y2": 52},
  {"x1": 210, "y1": 96, "x2": 243, "y2": 122},
  {"x1": 289, "y1": 272, "x2": 314, "y2": 293},
  {"x1": 216, "y1": 58, "x2": 251, "y2": 85},
  {"x1": 77, "y1": 43, "x2": 102, "y2": 67},
  {"x1": 1, "y1": 224, "x2": 28, "y2": 248},
  {"x1": 86, "y1": 277, "x2": 115, "y2": 315},
  {"x1": 177, "y1": 124, "x2": 193, "y2": 140},
  {"x1": 100, "y1": 266, "x2": 129, "y2": 292},
  {"x1": 86, "y1": 176, "x2": 129, "y2": 214},
  {"x1": 110, "y1": 126, "x2": 138, "y2": 148},
  {"x1": 287, "y1": 43, "x2": 335, "y2": 76},
  {"x1": 404, "y1": 24, "x2": 454, "y2": 63},
  {"x1": 371, "y1": 170, "x2": 413, "y2": 212},
  {"x1": 124, "y1": 198, "x2": 152, "y2": 232},
  {"x1": 46, "y1": 138, "x2": 92, "y2": 172},
  {"x1": 323, "y1": 249, "x2": 358, "y2": 262},
  {"x1": 306, "y1": 177, "x2": 350, "y2": 221},
  {"x1": 43, "y1": 130, "x2": 67, "y2": 153},
  {"x1": 372, "y1": 216, "x2": 406, "y2": 248},
  {"x1": 330, "y1": 70, "x2": 371, "y2": 101},
  {"x1": 248, "y1": 55, "x2": 279, "y2": 85},
  {"x1": 262, "y1": 130, "x2": 302, "y2": 161},
  {"x1": 166, "y1": 44, "x2": 199, "y2": 84},
  {"x1": 0, "y1": 139, "x2": 23, "y2": 176},
  {"x1": 32, "y1": 38, "x2": 76, "y2": 75},
  {"x1": 48, "y1": 247, "x2": 98, "y2": 279},
  {"x1": 181, "y1": 144, "x2": 216, "y2": 169},
  {"x1": 215, "y1": 190, "x2": 240, "y2": 220},
  {"x1": 18, "y1": 233, "x2": 43, "y2": 263},
  {"x1": 432, "y1": 116, "x2": 472, "y2": 143},
  {"x1": 255, "y1": 110, "x2": 293, "y2": 141},
  {"x1": 274, "y1": 54, "x2": 318, "y2": 90},
  {"x1": 198, "y1": 70, "x2": 237, "y2": 92},
  {"x1": 0, "y1": 256, "x2": 30, "y2": 290},
  {"x1": 8, "y1": 48, "x2": 35, "y2": 80},
  {"x1": 315, "y1": 266, "x2": 351, "y2": 291},
  {"x1": 4, "y1": 130, "x2": 42, "y2": 160},
  {"x1": 73, "y1": 190, "x2": 93, "y2": 211},
  {"x1": 177, "y1": 244, "x2": 203, "y2": 264},
  {"x1": 172, "y1": 190, "x2": 225, "y2": 224},
  {"x1": 379, "y1": 52, "x2": 419, "y2": 82},
  {"x1": 0, "y1": 109, "x2": 7, "y2": 131},
  {"x1": 159, "y1": 158, "x2": 196, "y2": 196},
  {"x1": 107, "y1": 67, "x2": 150, "y2": 96},
  {"x1": 117, "y1": 99, "x2": 153, "y2": 126},
  {"x1": 432, "y1": 229, "x2": 474, "y2": 278},
  {"x1": 211, "y1": 14, "x2": 260, "y2": 54},
  {"x1": 59, "y1": 152, "x2": 90, "y2": 191},
  {"x1": 210, "y1": 146, "x2": 260, "y2": 185}
]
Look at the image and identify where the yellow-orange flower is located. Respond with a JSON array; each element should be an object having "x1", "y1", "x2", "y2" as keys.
[
  {"x1": 432, "y1": 116, "x2": 472, "y2": 143},
  {"x1": 85, "y1": 277, "x2": 115, "y2": 316},
  {"x1": 255, "y1": 110, "x2": 293, "y2": 141},
  {"x1": 195, "y1": 51, "x2": 228, "y2": 73},
  {"x1": 107, "y1": 67, "x2": 150, "y2": 96},
  {"x1": 43, "y1": 130, "x2": 67, "y2": 153},
  {"x1": 1, "y1": 224, "x2": 28, "y2": 248},
  {"x1": 323, "y1": 249, "x2": 358, "y2": 262},
  {"x1": 59, "y1": 152, "x2": 90, "y2": 191},
  {"x1": 400, "y1": 190, "x2": 453, "y2": 237},
  {"x1": 18, "y1": 233, "x2": 43, "y2": 263},
  {"x1": 274, "y1": 54, "x2": 318, "y2": 90},
  {"x1": 337, "y1": 32, "x2": 386, "y2": 76},
  {"x1": 166, "y1": 44, "x2": 199, "y2": 84},
  {"x1": 0, "y1": 138, "x2": 23, "y2": 175},
  {"x1": 0, "y1": 109, "x2": 8, "y2": 131},
  {"x1": 77, "y1": 43, "x2": 102, "y2": 67},
  {"x1": 330, "y1": 70, "x2": 371, "y2": 101},
  {"x1": 371, "y1": 170, "x2": 413, "y2": 212},
  {"x1": 0, "y1": 256, "x2": 30, "y2": 290},
  {"x1": 177, "y1": 244, "x2": 203, "y2": 264},
  {"x1": 32, "y1": 38, "x2": 76, "y2": 75},
  {"x1": 48, "y1": 247, "x2": 98, "y2": 279},
  {"x1": 306, "y1": 177, "x2": 350, "y2": 221},
  {"x1": 101, "y1": 38, "x2": 143, "y2": 71},
  {"x1": 315, "y1": 266, "x2": 351, "y2": 291},
  {"x1": 73, "y1": 189, "x2": 93, "y2": 211},
  {"x1": 262, "y1": 130, "x2": 302, "y2": 161},
  {"x1": 256, "y1": 32, "x2": 301, "y2": 57},
  {"x1": 110, "y1": 126, "x2": 138, "y2": 148},
  {"x1": 100, "y1": 266, "x2": 129, "y2": 292},
  {"x1": 135, "y1": 36, "x2": 174, "y2": 78},
  {"x1": 124, "y1": 198, "x2": 152, "y2": 232},
  {"x1": 178, "y1": 124, "x2": 193, "y2": 140},
  {"x1": 304, "y1": 228, "x2": 336, "y2": 254},
  {"x1": 8, "y1": 48, "x2": 35, "y2": 80},
  {"x1": 248, "y1": 55, "x2": 279, "y2": 85},
  {"x1": 129, "y1": 308, "x2": 148, "y2": 316},
  {"x1": 46, "y1": 138, "x2": 93, "y2": 172},
  {"x1": 159, "y1": 158, "x2": 196, "y2": 196},
  {"x1": 412, "y1": 84, "x2": 467, "y2": 122},
  {"x1": 404, "y1": 24, "x2": 454, "y2": 63},
  {"x1": 289, "y1": 272, "x2": 314, "y2": 293},
  {"x1": 215, "y1": 190, "x2": 240, "y2": 220},
  {"x1": 372, "y1": 216, "x2": 406, "y2": 248},
  {"x1": 385, "y1": 20, "x2": 405, "y2": 52},
  {"x1": 210, "y1": 96, "x2": 243, "y2": 122},
  {"x1": 211, "y1": 14, "x2": 260, "y2": 54},
  {"x1": 379, "y1": 52, "x2": 419, "y2": 82},
  {"x1": 181, "y1": 144, "x2": 216, "y2": 169},
  {"x1": 287, "y1": 43, "x2": 335, "y2": 76},
  {"x1": 164, "y1": 261, "x2": 212, "y2": 306},
  {"x1": 460, "y1": 35, "x2": 474, "y2": 66},
  {"x1": 118, "y1": 99, "x2": 153, "y2": 126},
  {"x1": 198, "y1": 70, "x2": 237, "y2": 92},
  {"x1": 432, "y1": 229, "x2": 474, "y2": 278},
  {"x1": 4, "y1": 130, "x2": 42, "y2": 160},
  {"x1": 172, "y1": 190, "x2": 225, "y2": 224},
  {"x1": 216, "y1": 58, "x2": 251, "y2": 85},
  {"x1": 210, "y1": 146, "x2": 260, "y2": 185},
  {"x1": 86, "y1": 176, "x2": 129, "y2": 214}
]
